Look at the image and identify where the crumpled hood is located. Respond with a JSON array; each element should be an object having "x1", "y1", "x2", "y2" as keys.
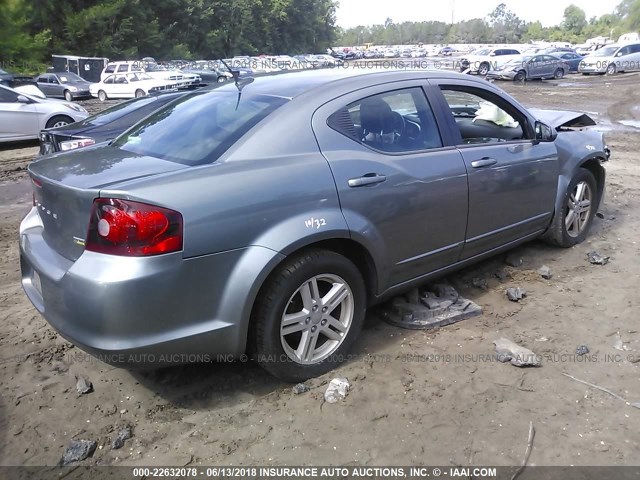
[{"x1": 528, "y1": 108, "x2": 596, "y2": 129}]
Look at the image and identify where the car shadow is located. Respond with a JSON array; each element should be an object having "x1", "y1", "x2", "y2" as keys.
[
  {"x1": 0, "y1": 140, "x2": 38, "y2": 152},
  {"x1": 127, "y1": 211, "x2": 617, "y2": 410}
]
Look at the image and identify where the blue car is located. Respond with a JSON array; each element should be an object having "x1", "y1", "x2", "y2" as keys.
[{"x1": 557, "y1": 52, "x2": 585, "y2": 73}]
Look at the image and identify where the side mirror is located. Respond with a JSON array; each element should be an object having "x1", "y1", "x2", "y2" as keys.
[
  {"x1": 17, "y1": 95, "x2": 31, "y2": 104},
  {"x1": 489, "y1": 52, "x2": 496, "y2": 57},
  {"x1": 535, "y1": 121, "x2": 557, "y2": 142}
]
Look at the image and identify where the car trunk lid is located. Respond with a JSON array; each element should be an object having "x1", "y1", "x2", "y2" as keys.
[{"x1": 29, "y1": 146, "x2": 186, "y2": 261}]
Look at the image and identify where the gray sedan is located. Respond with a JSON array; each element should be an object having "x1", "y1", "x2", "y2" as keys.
[
  {"x1": 20, "y1": 69, "x2": 609, "y2": 381},
  {"x1": 487, "y1": 54, "x2": 570, "y2": 81},
  {"x1": 36, "y1": 72, "x2": 92, "y2": 101}
]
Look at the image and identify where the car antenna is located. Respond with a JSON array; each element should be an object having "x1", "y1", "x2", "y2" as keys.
[{"x1": 219, "y1": 58, "x2": 254, "y2": 110}]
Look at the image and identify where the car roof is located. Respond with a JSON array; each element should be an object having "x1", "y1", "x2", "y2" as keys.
[{"x1": 210, "y1": 69, "x2": 486, "y2": 100}]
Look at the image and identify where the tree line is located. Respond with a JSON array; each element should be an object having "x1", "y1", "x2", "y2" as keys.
[
  {"x1": 2, "y1": 0, "x2": 640, "y2": 74},
  {"x1": 0, "y1": 0, "x2": 337, "y2": 73},
  {"x1": 338, "y1": 1, "x2": 640, "y2": 46}
]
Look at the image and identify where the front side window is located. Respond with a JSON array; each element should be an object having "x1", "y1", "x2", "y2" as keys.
[
  {"x1": 105, "y1": 65, "x2": 115, "y2": 74},
  {"x1": 117, "y1": 64, "x2": 129, "y2": 72},
  {"x1": 328, "y1": 88, "x2": 442, "y2": 153},
  {"x1": 0, "y1": 88, "x2": 19, "y2": 102},
  {"x1": 113, "y1": 91, "x2": 288, "y2": 165},
  {"x1": 103, "y1": 76, "x2": 114, "y2": 84},
  {"x1": 440, "y1": 87, "x2": 529, "y2": 145}
]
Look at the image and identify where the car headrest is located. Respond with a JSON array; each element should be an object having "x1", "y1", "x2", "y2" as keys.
[{"x1": 360, "y1": 98, "x2": 395, "y2": 135}]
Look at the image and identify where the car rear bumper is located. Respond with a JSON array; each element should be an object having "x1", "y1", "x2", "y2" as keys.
[{"x1": 19, "y1": 206, "x2": 284, "y2": 366}]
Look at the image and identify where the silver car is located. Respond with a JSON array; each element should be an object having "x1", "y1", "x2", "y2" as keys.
[
  {"x1": 35, "y1": 72, "x2": 92, "y2": 101},
  {"x1": 487, "y1": 55, "x2": 570, "y2": 81},
  {"x1": 19, "y1": 70, "x2": 609, "y2": 381},
  {"x1": 0, "y1": 83, "x2": 89, "y2": 143}
]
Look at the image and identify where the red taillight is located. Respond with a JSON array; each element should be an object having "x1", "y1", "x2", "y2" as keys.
[{"x1": 86, "y1": 198, "x2": 183, "y2": 256}]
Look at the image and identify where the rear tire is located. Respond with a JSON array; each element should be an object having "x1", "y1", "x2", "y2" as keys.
[
  {"x1": 64, "y1": 90, "x2": 73, "y2": 101},
  {"x1": 45, "y1": 115, "x2": 74, "y2": 129},
  {"x1": 251, "y1": 249, "x2": 366, "y2": 382},
  {"x1": 98, "y1": 90, "x2": 107, "y2": 102},
  {"x1": 217, "y1": 76, "x2": 227, "y2": 83},
  {"x1": 554, "y1": 68, "x2": 565, "y2": 79},
  {"x1": 543, "y1": 168, "x2": 598, "y2": 248}
]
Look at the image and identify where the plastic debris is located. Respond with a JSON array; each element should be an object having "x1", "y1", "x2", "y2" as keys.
[
  {"x1": 576, "y1": 345, "x2": 589, "y2": 356},
  {"x1": 506, "y1": 287, "x2": 527, "y2": 302},
  {"x1": 587, "y1": 251, "x2": 610, "y2": 265},
  {"x1": 381, "y1": 283, "x2": 482, "y2": 330},
  {"x1": 324, "y1": 378, "x2": 350, "y2": 404},
  {"x1": 75, "y1": 375, "x2": 93, "y2": 395},
  {"x1": 538, "y1": 265, "x2": 553, "y2": 279},
  {"x1": 494, "y1": 338, "x2": 540, "y2": 367},
  {"x1": 292, "y1": 383, "x2": 310, "y2": 395}
]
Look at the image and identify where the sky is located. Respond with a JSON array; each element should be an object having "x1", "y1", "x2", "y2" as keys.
[{"x1": 335, "y1": 0, "x2": 622, "y2": 29}]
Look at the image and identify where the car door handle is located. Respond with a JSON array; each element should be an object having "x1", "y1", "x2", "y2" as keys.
[
  {"x1": 471, "y1": 158, "x2": 498, "y2": 168},
  {"x1": 348, "y1": 173, "x2": 387, "y2": 187}
]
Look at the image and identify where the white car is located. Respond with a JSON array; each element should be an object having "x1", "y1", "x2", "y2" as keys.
[
  {"x1": 100, "y1": 61, "x2": 200, "y2": 85},
  {"x1": 0, "y1": 83, "x2": 88, "y2": 143},
  {"x1": 579, "y1": 42, "x2": 640, "y2": 74},
  {"x1": 459, "y1": 48, "x2": 522, "y2": 75},
  {"x1": 89, "y1": 72, "x2": 188, "y2": 101}
]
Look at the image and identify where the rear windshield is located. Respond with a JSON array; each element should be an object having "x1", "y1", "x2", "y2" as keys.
[
  {"x1": 113, "y1": 91, "x2": 288, "y2": 165},
  {"x1": 80, "y1": 96, "x2": 174, "y2": 127}
]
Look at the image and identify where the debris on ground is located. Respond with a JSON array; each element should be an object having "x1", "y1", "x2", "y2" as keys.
[
  {"x1": 587, "y1": 251, "x2": 610, "y2": 265},
  {"x1": 494, "y1": 268, "x2": 511, "y2": 281},
  {"x1": 292, "y1": 383, "x2": 310, "y2": 395},
  {"x1": 60, "y1": 439, "x2": 97, "y2": 465},
  {"x1": 472, "y1": 277, "x2": 488, "y2": 290},
  {"x1": 562, "y1": 372, "x2": 640, "y2": 410},
  {"x1": 613, "y1": 334, "x2": 631, "y2": 351},
  {"x1": 538, "y1": 265, "x2": 553, "y2": 279},
  {"x1": 75, "y1": 375, "x2": 93, "y2": 395},
  {"x1": 111, "y1": 426, "x2": 133, "y2": 450},
  {"x1": 380, "y1": 283, "x2": 482, "y2": 330},
  {"x1": 494, "y1": 338, "x2": 540, "y2": 367},
  {"x1": 324, "y1": 378, "x2": 350, "y2": 404},
  {"x1": 505, "y1": 254, "x2": 523, "y2": 267},
  {"x1": 576, "y1": 345, "x2": 590, "y2": 356},
  {"x1": 506, "y1": 287, "x2": 527, "y2": 302}
]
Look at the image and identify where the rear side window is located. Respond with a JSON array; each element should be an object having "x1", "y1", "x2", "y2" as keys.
[
  {"x1": 117, "y1": 64, "x2": 129, "y2": 72},
  {"x1": 328, "y1": 87, "x2": 442, "y2": 153},
  {"x1": 631, "y1": 44, "x2": 640, "y2": 53},
  {"x1": 114, "y1": 92, "x2": 288, "y2": 165}
]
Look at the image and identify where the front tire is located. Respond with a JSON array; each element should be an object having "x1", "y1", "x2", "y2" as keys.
[
  {"x1": 98, "y1": 90, "x2": 107, "y2": 102},
  {"x1": 45, "y1": 115, "x2": 74, "y2": 129},
  {"x1": 478, "y1": 62, "x2": 490, "y2": 76},
  {"x1": 64, "y1": 90, "x2": 73, "y2": 101},
  {"x1": 251, "y1": 249, "x2": 366, "y2": 382},
  {"x1": 514, "y1": 70, "x2": 526, "y2": 82},
  {"x1": 606, "y1": 63, "x2": 617, "y2": 75},
  {"x1": 135, "y1": 89, "x2": 145, "y2": 98},
  {"x1": 543, "y1": 168, "x2": 598, "y2": 247}
]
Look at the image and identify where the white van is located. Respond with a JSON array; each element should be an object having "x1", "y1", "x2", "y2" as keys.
[{"x1": 579, "y1": 42, "x2": 640, "y2": 74}]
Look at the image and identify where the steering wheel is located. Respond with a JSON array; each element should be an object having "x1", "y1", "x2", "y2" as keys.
[{"x1": 390, "y1": 111, "x2": 406, "y2": 144}]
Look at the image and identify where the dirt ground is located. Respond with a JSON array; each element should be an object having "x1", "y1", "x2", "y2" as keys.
[{"x1": 0, "y1": 73, "x2": 639, "y2": 469}]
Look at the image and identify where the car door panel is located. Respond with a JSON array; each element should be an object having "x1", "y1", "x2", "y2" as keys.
[
  {"x1": 311, "y1": 82, "x2": 469, "y2": 291},
  {"x1": 0, "y1": 94, "x2": 39, "y2": 140},
  {"x1": 429, "y1": 79, "x2": 558, "y2": 260}
]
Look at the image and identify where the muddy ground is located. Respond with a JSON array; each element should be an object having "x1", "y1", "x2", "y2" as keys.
[{"x1": 0, "y1": 73, "x2": 639, "y2": 469}]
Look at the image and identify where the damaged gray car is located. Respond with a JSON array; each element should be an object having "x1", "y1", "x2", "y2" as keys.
[{"x1": 19, "y1": 69, "x2": 609, "y2": 381}]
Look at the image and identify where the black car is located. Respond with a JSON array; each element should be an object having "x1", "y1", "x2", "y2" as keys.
[
  {"x1": 38, "y1": 91, "x2": 185, "y2": 155},
  {"x1": 0, "y1": 67, "x2": 36, "y2": 89}
]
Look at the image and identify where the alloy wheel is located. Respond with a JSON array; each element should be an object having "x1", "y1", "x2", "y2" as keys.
[
  {"x1": 565, "y1": 180, "x2": 592, "y2": 237},
  {"x1": 280, "y1": 273, "x2": 354, "y2": 364}
]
